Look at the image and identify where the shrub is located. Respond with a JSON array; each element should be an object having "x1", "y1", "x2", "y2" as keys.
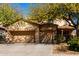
[
  {"x1": 67, "y1": 37, "x2": 79, "y2": 51},
  {"x1": 54, "y1": 34, "x2": 65, "y2": 44},
  {"x1": 0, "y1": 32, "x2": 6, "y2": 43}
]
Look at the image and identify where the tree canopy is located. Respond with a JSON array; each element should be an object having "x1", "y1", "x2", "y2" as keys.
[
  {"x1": 29, "y1": 3, "x2": 79, "y2": 22},
  {"x1": 0, "y1": 4, "x2": 22, "y2": 27},
  {"x1": 29, "y1": 3, "x2": 79, "y2": 36}
]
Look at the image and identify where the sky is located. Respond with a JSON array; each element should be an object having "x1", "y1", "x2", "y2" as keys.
[
  {"x1": 9, "y1": 3, "x2": 33, "y2": 17},
  {"x1": 9, "y1": 3, "x2": 78, "y2": 24},
  {"x1": 9, "y1": 3, "x2": 41, "y2": 17}
]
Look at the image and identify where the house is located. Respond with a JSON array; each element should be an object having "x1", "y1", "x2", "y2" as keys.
[
  {"x1": 53, "y1": 19, "x2": 75, "y2": 42},
  {"x1": 6, "y1": 20, "x2": 38, "y2": 43},
  {"x1": 0, "y1": 18, "x2": 76, "y2": 44},
  {"x1": 5, "y1": 19, "x2": 58, "y2": 43}
]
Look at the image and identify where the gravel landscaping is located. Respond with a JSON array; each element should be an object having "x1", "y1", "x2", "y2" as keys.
[{"x1": 52, "y1": 43, "x2": 79, "y2": 56}]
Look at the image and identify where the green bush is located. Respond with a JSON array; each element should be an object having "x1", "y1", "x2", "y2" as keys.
[
  {"x1": 55, "y1": 34, "x2": 66, "y2": 43},
  {"x1": 67, "y1": 37, "x2": 79, "y2": 51}
]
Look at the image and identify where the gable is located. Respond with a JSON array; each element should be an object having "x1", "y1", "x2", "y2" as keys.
[{"x1": 7, "y1": 20, "x2": 37, "y2": 31}]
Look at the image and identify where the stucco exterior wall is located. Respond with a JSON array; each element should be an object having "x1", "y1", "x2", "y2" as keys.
[{"x1": 6, "y1": 20, "x2": 38, "y2": 43}]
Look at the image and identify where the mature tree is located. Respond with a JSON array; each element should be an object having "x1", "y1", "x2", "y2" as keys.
[
  {"x1": 29, "y1": 3, "x2": 79, "y2": 36},
  {"x1": 29, "y1": 3, "x2": 79, "y2": 22},
  {"x1": 62, "y1": 4, "x2": 79, "y2": 36},
  {"x1": 0, "y1": 4, "x2": 22, "y2": 27},
  {"x1": 29, "y1": 4, "x2": 64, "y2": 22}
]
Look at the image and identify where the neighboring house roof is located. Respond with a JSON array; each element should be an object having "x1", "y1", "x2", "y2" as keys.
[
  {"x1": 53, "y1": 19, "x2": 74, "y2": 29},
  {"x1": 53, "y1": 19, "x2": 67, "y2": 26},
  {"x1": 0, "y1": 25, "x2": 7, "y2": 31},
  {"x1": 58, "y1": 25, "x2": 74, "y2": 29},
  {"x1": 0, "y1": 27, "x2": 7, "y2": 31},
  {"x1": 53, "y1": 19, "x2": 73, "y2": 26}
]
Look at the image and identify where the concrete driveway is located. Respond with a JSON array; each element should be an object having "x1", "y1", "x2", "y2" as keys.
[{"x1": 0, "y1": 43, "x2": 53, "y2": 56}]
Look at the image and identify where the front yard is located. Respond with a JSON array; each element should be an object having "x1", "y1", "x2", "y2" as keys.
[
  {"x1": 52, "y1": 43, "x2": 79, "y2": 56},
  {"x1": 0, "y1": 43, "x2": 79, "y2": 56}
]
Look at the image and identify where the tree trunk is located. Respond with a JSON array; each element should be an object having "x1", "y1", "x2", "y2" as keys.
[{"x1": 64, "y1": 14, "x2": 78, "y2": 37}]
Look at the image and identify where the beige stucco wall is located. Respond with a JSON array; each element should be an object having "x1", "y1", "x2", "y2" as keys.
[{"x1": 6, "y1": 20, "x2": 38, "y2": 43}]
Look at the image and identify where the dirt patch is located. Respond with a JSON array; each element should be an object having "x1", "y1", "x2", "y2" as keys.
[{"x1": 52, "y1": 43, "x2": 79, "y2": 56}]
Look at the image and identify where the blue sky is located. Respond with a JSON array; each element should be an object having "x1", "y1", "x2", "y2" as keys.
[
  {"x1": 9, "y1": 3, "x2": 42, "y2": 17},
  {"x1": 9, "y1": 3, "x2": 33, "y2": 16}
]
